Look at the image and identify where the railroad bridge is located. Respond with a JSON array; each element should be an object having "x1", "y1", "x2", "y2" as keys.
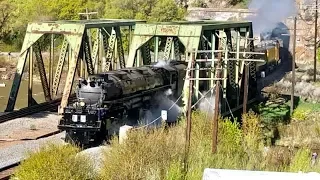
[{"x1": 3, "y1": 19, "x2": 266, "y2": 116}]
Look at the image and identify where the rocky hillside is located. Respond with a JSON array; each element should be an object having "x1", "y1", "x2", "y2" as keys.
[{"x1": 186, "y1": 0, "x2": 248, "y2": 8}]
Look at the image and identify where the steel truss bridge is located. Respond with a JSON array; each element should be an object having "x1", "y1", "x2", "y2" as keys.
[{"x1": 4, "y1": 19, "x2": 266, "y2": 115}]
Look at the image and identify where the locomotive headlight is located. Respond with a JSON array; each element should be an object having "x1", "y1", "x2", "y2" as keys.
[
  {"x1": 72, "y1": 115, "x2": 78, "y2": 122},
  {"x1": 80, "y1": 115, "x2": 86, "y2": 123},
  {"x1": 79, "y1": 101, "x2": 85, "y2": 107}
]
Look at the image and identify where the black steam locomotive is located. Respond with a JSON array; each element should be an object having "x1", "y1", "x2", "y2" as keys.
[{"x1": 58, "y1": 61, "x2": 187, "y2": 146}]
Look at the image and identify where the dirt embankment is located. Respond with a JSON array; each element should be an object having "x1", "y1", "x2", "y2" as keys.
[{"x1": 0, "y1": 52, "x2": 62, "y2": 82}]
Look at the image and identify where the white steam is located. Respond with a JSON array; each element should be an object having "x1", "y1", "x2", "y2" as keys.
[
  {"x1": 198, "y1": 90, "x2": 216, "y2": 116},
  {"x1": 246, "y1": 0, "x2": 297, "y2": 36},
  {"x1": 139, "y1": 89, "x2": 182, "y2": 127},
  {"x1": 153, "y1": 60, "x2": 170, "y2": 68},
  {"x1": 165, "y1": 89, "x2": 173, "y2": 96}
]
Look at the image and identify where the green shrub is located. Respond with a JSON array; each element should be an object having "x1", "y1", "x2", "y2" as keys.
[
  {"x1": 242, "y1": 111, "x2": 265, "y2": 169},
  {"x1": 185, "y1": 112, "x2": 247, "y2": 179},
  {"x1": 292, "y1": 109, "x2": 310, "y2": 121},
  {"x1": 256, "y1": 99, "x2": 290, "y2": 145},
  {"x1": 12, "y1": 143, "x2": 95, "y2": 180},
  {"x1": 289, "y1": 148, "x2": 312, "y2": 172}
]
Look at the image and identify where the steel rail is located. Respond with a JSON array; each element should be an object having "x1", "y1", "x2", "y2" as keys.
[
  {"x1": 0, "y1": 130, "x2": 65, "y2": 179},
  {"x1": 0, "y1": 162, "x2": 19, "y2": 180},
  {"x1": 0, "y1": 94, "x2": 76, "y2": 124}
]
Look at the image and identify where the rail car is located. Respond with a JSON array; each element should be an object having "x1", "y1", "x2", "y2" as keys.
[
  {"x1": 255, "y1": 38, "x2": 282, "y2": 77},
  {"x1": 58, "y1": 61, "x2": 187, "y2": 146}
]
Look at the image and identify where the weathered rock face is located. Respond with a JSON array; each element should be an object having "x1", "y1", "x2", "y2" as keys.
[
  {"x1": 187, "y1": 8, "x2": 254, "y2": 21},
  {"x1": 186, "y1": 0, "x2": 320, "y2": 63},
  {"x1": 176, "y1": 0, "x2": 237, "y2": 8}
]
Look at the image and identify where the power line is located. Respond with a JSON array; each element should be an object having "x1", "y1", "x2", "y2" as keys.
[
  {"x1": 314, "y1": 0, "x2": 318, "y2": 82},
  {"x1": 78, "y1": 8, "x2": 98, "y2": 20}
]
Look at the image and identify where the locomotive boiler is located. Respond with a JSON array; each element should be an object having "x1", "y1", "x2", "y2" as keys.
[{"x1": 58, "y1": 61, "x2": 187, "y2": 146}]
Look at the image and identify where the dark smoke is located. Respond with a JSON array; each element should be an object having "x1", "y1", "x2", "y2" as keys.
[{"x1": 246, "y1": 0, "x2": 298, "y2": 36}]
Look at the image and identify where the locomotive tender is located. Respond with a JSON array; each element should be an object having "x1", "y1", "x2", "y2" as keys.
[{"x1": 58, "y1": 61, "x2": 187, "y2": 146}]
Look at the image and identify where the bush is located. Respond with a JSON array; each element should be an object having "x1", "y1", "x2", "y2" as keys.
[
  {"x1": 13, "y1": 143, "x2": 95, "y2": 180},
  {"x1": 99, "y1": 123, "x2": 185, "y2": 180},
  {"x1": 289, "y1": 148, "x2": 312, "y2": 172},
  {"x1": 99, "y1": 111, "x2": 269, "y2": 180},
  {"x1": 292, "y1": 109, "x2": 310, "y2": 121},
  {"x1": 186, "y1": 113, "x2": 247, "y2": 179},
  {"x1": 12, "y1": 111, "x2": 320, "y2": 179},
  {"x1": 256, "y1": 99, "x2": 290, "y2": 145}
]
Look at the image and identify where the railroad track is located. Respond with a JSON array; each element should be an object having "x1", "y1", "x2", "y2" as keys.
[
  {"x1": 0, "y1": 163, "x2": 19, "y2": 180},
  {"x1": 0, "y1": 94, "x2": 76, "y2": 124},
  {"x1": 0, "y1": 130, "x2": 65, "y2": 179}
]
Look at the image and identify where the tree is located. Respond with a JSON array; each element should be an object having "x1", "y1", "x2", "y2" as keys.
[
  {"x1": 2, "y1": 0, "x2": 105, "y2": 50},
  {"x1": 149, "y1": 0, "x2": 186, "y2": 22},
  {"x1": 0, "y1": 0, "x2": 15, "y2": 42},
  {"x1": 104, "y1": 0, "x2": 186, "y2": 22},
  {"x1": 103, "y1": 0, "x2": 186, "y2": 52}
]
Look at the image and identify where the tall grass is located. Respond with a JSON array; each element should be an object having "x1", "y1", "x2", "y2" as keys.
[
  {"x1": 99, "y1": 122, "x2": 185, "y2": 180},
  {"x1": 12, "y1": 143, "x2": 95, "y2": 180},
  {"x1": 99, "y1": 111, "x2": 315, "y2": 180},
  {"x1": 12, "y1": 111, "x2": 319, "y2": 180}
]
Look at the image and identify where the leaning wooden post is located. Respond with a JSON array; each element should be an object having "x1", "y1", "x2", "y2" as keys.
[
  {"x1": 184, "y1": 49, "x2": 195, "y2": 174},
  {"x1": 212, "y1": 49, "x2": 222, "y2": 154}
]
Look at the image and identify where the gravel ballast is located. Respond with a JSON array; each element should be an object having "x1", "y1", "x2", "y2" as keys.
[{"x1": 0, "y1": 132, "x2": 65, "y2": 169}]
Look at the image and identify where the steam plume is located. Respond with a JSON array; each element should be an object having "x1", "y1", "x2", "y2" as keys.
[
  {"x1": 198, "y1": 90, "x2": 216, "y2": 116},
  {"x1": 153, "y1": 60, "x2": 170, "y2": 67},
  {"x1": 246, "y1": 0, "x2": 298, "y2": 35},
  {"x1": 139, "y1": 89, "x2": 182, "y2": 127}
]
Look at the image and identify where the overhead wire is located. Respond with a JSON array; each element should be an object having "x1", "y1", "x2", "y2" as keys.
[
  {"x1": 134, "y1": 92, "x2": 184, "y2": 129},
  {"x1": 134, "y1": 81, "x2": 237, "y2": 130}
]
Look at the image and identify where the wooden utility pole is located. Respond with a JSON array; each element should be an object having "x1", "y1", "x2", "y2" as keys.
[
  {"x1": 291, "y1": 16, "x2": 297, "y2": 115},
  {"x1": 184, "y1": 50, "x2": 195, "y2": 173},
  {"x1": 212, "y1": 50, "x2": 222, "y2": 154},
  {"x1": 314, "y1": 0, "x2": 318, "y2": 82},
  {"x1": 78, "y1": 8, "x2": 98, "y2": 20},
  {"x1": 243, "y1": 63, "x2": 249, "y2": 114}
]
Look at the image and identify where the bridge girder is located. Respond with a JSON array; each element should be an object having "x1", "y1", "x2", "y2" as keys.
[{"x1": 5, "y1": 19, "x2": 144, "y2": 113}]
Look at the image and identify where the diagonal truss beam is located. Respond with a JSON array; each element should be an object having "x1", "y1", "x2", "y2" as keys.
[
  {"x1": 163, "y1": 37, "x2": 174, "y2": 61},
  {"x1": 91, "y1": 30, "x2": 100, "y2": 73},
  {"x1": 5, "y1": 33, "x2": 43, "y2": 111},
  {"x1": 59, "y1": 28, "x2": 86, "y2": 113},
  {"x1": 83, "y1": 30, "x2": 94, "y2": 75},
  {"x1": 34, "y1": 42, "x2": 52, "y2": 102},
  {"x1": 115, "y1": 26, "x2": 126, "y2": 68},
  {"x1": 104, "y1": 27, "x2": 116, "y2": 71},
  {"x1": 52, "y1": 37, "x2": 69, "y2": 98}
]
